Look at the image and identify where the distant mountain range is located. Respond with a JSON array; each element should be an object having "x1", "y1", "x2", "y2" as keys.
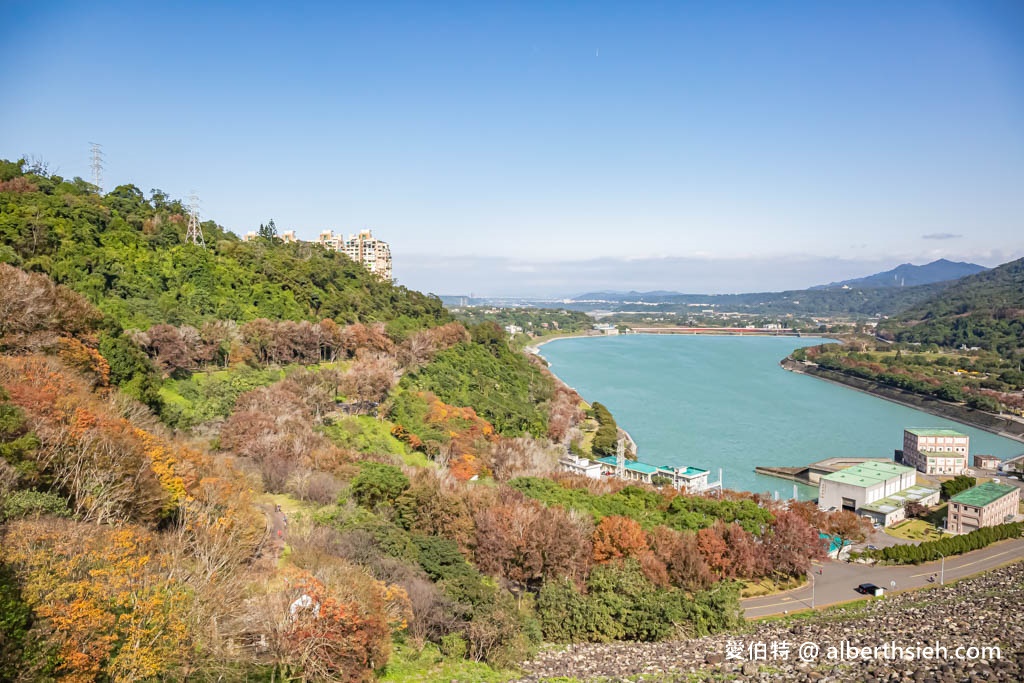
[
  {"x1": 574, "y1": 259, "x2": 987, "y2": 302},
  {"x1": 810, "y1": 259, "x2": 987, "y2": 290},
  {"x1": 556, "y1": 259, "x2": 996, "y2": 318},
  {"x1": 445, "y1": 259, "x2": 999, "y2": 320}
]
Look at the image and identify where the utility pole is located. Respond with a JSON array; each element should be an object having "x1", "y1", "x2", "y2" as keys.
[
  {"x1": 185, "y1": 192, "x2": 206, "y2": 248},
  {"x1": 615, "y1": 438, "x2": 625, "y2": 481},
  {"x1": 89, "y1": 142, "x2": 104, "y2": 194}
]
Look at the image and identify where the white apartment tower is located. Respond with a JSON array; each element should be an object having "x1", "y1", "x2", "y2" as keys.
[{"x1": 316, "y1": 229, "x2": 393, "y2": 281}]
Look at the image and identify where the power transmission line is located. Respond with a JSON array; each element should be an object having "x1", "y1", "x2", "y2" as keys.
[
  {"x1": 185, "y1": 192, "x2": 206, "y2": 248},
  {"x1": 89, "y1": 142, "x2": 104, "y2": 193}
]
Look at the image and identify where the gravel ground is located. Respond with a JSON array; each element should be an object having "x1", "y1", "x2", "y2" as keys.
[{"x1": 515, "y1": 560, "x2": 1024, "y2": 682}]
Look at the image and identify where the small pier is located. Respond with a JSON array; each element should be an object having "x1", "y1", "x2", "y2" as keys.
[{"x1": 756, "y1": 456, "x2": 895, "y2": 485}]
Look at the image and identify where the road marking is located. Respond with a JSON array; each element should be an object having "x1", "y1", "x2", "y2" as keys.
[
  {"x1": 746, "y1": 598, "x2": 807, "y2": 611},
  {"x1": 909, "y1": 549, "x2": 1014, "y2": 578}
]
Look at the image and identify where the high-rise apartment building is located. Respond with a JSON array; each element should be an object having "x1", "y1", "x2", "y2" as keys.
[{"x1": 316, "y1": 229, "x2": 393, "y2": 280}]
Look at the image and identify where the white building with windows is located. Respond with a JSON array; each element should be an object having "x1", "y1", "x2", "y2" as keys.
[
  {"x1": 902, "y1": 428, "x2": 969, "y2": 475},
  {"x1": 558, "y1": 454, "x2": 603, "y2": 479}
]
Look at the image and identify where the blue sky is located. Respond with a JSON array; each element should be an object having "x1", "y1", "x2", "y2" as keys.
[{"x1": 2, "y1": 1, "x2": 1023, "y2": 296}]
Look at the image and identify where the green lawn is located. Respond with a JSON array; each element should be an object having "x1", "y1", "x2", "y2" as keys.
[
  {"x1": 741, "y1": 575, "x2": 805, "y2": 598},
  {"x1": 885, "y1": 518, "x2": 943, "y2": 542}
]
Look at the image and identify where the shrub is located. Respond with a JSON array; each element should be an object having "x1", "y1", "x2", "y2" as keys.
[
  {"x1": 856, "y1": 522, "x2": 1023, "y2": 564},
  {"x1": 1, "y1": 490, "x2": 70, "y2": 521},
  {"x1": 941, "y1": 475, "x2": 976, "y2": 500},
  {"x1": 536, "y1": 559, "x2": 742, "y2": 644},
  {"x1": 350, "y1": 462, "x2": 409, "y2": 509},
  {"x1": 438, "y1": 633, "x2": 467, "y2": 659}
]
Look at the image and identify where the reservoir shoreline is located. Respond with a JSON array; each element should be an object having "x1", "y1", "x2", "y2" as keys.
[
  {"x1": 781, "y1": 358, "x2": 1024, "y2": 445},
  {"x1": 536, "y1": 335, "x2": 1024, "y2": 495}
]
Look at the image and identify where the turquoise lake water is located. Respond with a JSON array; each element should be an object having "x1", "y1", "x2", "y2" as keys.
[{"x1": 540, "y1": 335, "x2": 1024, "y2": 500}]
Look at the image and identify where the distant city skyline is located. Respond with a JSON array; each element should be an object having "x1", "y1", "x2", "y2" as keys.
[{"x1": 2, "y1": 1, "x2": 1022, "y2": 296}]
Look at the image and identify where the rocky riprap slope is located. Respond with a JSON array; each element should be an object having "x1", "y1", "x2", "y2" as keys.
[{"x1": 516, "y1": 561, "x2": 1024, "y2": 682}]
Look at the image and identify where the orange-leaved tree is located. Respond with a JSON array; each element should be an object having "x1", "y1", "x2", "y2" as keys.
[
  {"x1": 0, "y1": 517, "x2": 192, "y2": 682},
  {"x1": 592, "y1": 515, "x2": 649, "y2": 563}
]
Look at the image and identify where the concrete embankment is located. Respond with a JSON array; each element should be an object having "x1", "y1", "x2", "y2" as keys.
[
  {"x1": 781, "y1": 359, "x2": 1024, "y2": 445},
  {"x1": 754, "y1": 465, "x2": 810, "y2": 484}
]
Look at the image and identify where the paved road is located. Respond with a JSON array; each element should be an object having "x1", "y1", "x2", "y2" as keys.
[{"x1": 741, "y1": 536, "x2": 1024, "y2": 619}]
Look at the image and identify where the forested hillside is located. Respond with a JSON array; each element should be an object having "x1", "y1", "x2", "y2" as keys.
[
  {"x1": 792, "y1": 258, "x2": 1024, "y2": 416},
  {"x1": 0, "y1": 159, "x2": 447, "y2": 332},
  {"x1": 0, "y1": 158, "x2": 844, "y2": 681},
  {"x1": 878, "y1": 257, "x2": 1024, "y2": 359},
  {"x1": 568, "y1": 282, "x2": 951, "y2": 317}
]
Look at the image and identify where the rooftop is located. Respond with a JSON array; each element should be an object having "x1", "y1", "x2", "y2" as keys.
[
  {"x1": 859, "y1": 485, "x2": 940, "y2": 514},
  {"x1": 822, "y1": 461, "x2": 914, "y2": 486},
  {"x1": 656, "y1": 465, "x2": 709, "y2": 478},
  {"x1": 596, "y1": 456, "x2": 660, "y2": 475},
  {"x1": 949, "y1": 482, "x2": 1018, "y2": 508},
  {"x1": 906, "y1": 428, "x2": 968, "y2": 438}
]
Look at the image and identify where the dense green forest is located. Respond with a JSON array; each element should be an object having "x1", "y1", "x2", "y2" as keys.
[
  {"x1": 790, "y1": 258, "x2": 1024, "y2": 416},
  {"x1": 0, "y1": 159, "x2": 447, "y2": 332},
  {"x1": 878, "y1": 257, "x2": 1024, "y2": 360}
]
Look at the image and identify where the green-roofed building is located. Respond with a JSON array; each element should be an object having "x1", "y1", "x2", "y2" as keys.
[
  {"x1": 902, "y1": 428, "x2": 969, "y2": 475},
  {"x1": 946, "y1": 482, "x2": 1020, "y2": 534},
  {"x1": 593, "y1": 456, "x2": 713, "y2": 493},
  {"x1": 818, "y1": 460, "x2": 940, "y2": 527}
]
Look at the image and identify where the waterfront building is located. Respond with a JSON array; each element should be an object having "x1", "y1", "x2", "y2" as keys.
[
  {"x1": 558, "y1": 453, "x2": 603, "y2": 479},
  {"x1": 817, "y1": 460, "x2": 940, "y2": 527},
  {"x1": 592, "y1": 323, "x2": 619, "y2": 335},
  {"x1": 317, "y1": 229, "x2": 393, "y2": 280},
  {"x1": 946, "y1": 482, "x2": 1020, "y2": 533},
  {"x1": 901, "y1": 428, "x2": 969, "y2": 475},
  {"x1": 655, "y1": 464, "x2": 712, "y2": 493},
  {"x1": 973, "y1": 454, "x2": 1001, "y2": 470},
  {"x1": 593, "y1": 456, "x2": 711, "y2": 493}
]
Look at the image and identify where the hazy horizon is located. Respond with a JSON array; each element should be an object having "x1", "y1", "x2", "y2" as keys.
[{"x1": 396, "y1": 252, "x2": 1017, "y2": 298}]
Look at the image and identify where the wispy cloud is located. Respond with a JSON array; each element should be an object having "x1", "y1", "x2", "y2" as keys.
[{"x1": 922, "y1": 232, "x2": 962, "y2": 240}]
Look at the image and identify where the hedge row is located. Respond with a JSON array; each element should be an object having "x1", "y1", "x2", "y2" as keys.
[{"x1": 852, "y1": 522, "x2": 1022, "y2": 565}]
